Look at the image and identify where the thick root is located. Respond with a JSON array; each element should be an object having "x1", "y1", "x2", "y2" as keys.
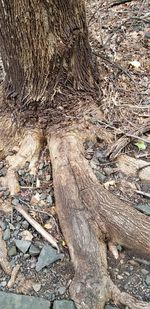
[
  {"x1": 48, "y1": 128, "x2": 150, "y2": 309},
  {"x1": 1, "y1": 129, "x2": 44, "y2": 195},
  {"x1": 110, "y1": 281, "x2": 150, "y2": 309}
]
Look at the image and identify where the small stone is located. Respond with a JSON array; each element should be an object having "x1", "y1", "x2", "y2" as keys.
[
  {"x1": 29, "y1": 244, "x2": 40, "y2": 256},
  {"x1": 22, "y1": 220, "x2": 29, "y2": 229},
  {"x1": 141, "y1": 269, "x2": 149, "y2": 275},
  {"x1": 0, "y1": 281, "x2": 7, "y2": 287},
  {"x1": 46, "y1": 175, "x2": 51, "y2": 181},
  {"x1": 145, "y1": 275, "x2": 150, "y2": 286},
  {"x1": 95, "y1": 150, "x2": 107, "y2": 163},
  {"x1": 36, "y1": 245, "x2": 64, "y2": 272},
  {"x1": 53, "y1": 300, "x2": 76, "y2": 309},
  {"x1": 9, "y1": 223, "x2": 15, "y2": 230},
  {"x1": 16, "y1": 216, "x2": 22, "y2": 222},
  {"x1": 32, "y1": 282, "x2": 41, "y2": 292},
  {"x1": 57, "y1": 286, "x2": 67, "y2": 295},
  {"x1": 103, "y1": 167, "x2": 113, "y2": 176},
  {"x1": 0, "y1": 220, "x2": 7, "y2": 231},
  {"x1": 20, "y1": 230, "x2": 33, "y2": 241},
  {"x1": 117, "y1": 275, "x2": 123, "y2": 280},
  {"x1": 135, "y1": 204, "x2": 150, "y2": 216},
  {"x1": 3, "y1": 228, "x2": 11, "y2": 241},
  {"x1": 12, "y1": 198, "x2": 20, "y2": 206},
  {"x1": 4, "y1": 190, "x2": 10, "y2": 198},
  {"x1": 95, "y1": 171, "x2": 106, "y2": 183},
  {"x1": 40, "y1": 193, "x2": 47, "y2": 200},
  {"x1": 15, "y1": 239, "x2": 31, "y2": 253},
  {"x1": 8, "y1": 245, "x2": 17, "y2": 257},
  {"x1": 116, "y1": 244, "x2": 123, "y2": 252},
  {"x1": 31, "y1": 193, "x2": 40, "y2": 204},
  {"x1": 47, "y1": 194, "x2": 53, "y2": 205}
]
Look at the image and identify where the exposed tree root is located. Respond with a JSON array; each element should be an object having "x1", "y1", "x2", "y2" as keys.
[
  {"x1": 0, "y1": 112, "x2": 150, "y2": 308},
  {"x1": 0, "y1": 129, "x2": 44, "y2": 195},
  {"x1": 48, "y1": 128, "x2": 150, "y2": 309}
]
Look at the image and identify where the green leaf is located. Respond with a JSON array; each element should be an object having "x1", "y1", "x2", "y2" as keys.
[
  {"x1": 125, "y1": 306, "x2": 129, "y2": 309},
  {"x1": 134, "y1": 140, "x2": 146, "y2": 151}
]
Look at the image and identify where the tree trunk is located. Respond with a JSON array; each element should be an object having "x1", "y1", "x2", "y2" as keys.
[
  {"x1": 0, "y1": 0, "x2": 96, "y2": 105},
  {"x1": 0, "y1": 1, "x2": 150, "y2": 309}
]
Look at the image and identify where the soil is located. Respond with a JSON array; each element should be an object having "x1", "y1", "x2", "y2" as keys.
[{"x1": 0, "y1": 0, "x2": 150, "y2": 308}]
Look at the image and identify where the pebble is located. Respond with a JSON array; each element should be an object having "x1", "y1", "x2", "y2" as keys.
[
  {"x1": 57, "y1": 286, "x2": 67, "y2": 295},
  {"x1": 8, "y1": 245, "x2": 17, "y2": 257},
  {"x1": 103, "y1": 167, "x2": 114, "y2": 176},
  {"x1": 95, "y1": 171, "x2": 106, "y2": 183},
  {"x1": 16, "y1": 216, "x2": 22, "y2": 222},
  {"x1": 40, "y1": 193, "x2": 47, "y2": 200},
  {"x1": 145, "y1": 275, "x2": 150, "y2": 286},
  {"x1": 141, "y1": 269, "x2": 149, "y2": 275},
  {"x1": 3, "y1": 228, "x2": 11, "y2": 240},
  {"x1": 47, "y1": 194, "x2": 53, "y2": 205},
  {"x1": 0, "y1": 281, "x2": 7, "y2": 287},
  {"x1": 36, "y1": 245, "x2": 64, "y2": 272},
  {"x1": 22, "y1": 221, "x2": 29, "y2": 229},
  {"x1": 32, "y1": 283, "x2": 41, "y2": 292},
  {"x1": 134, "y1": 204, "x2": 150, "y2": 216},
  {"x1": 29, "y1": 244, "x2": 41, "y2": 256},
  {"x1": 117, "y1": 274, "x2": 123, "y2": 280},
  {"x1": 12, "y1": 198, "x2": 20, "y2": 206},
  {"x1": 46, "y1": 175, "x2": 51, "y2": 181},
  {"x1": 0, "y1": 220, "x2": 7, "y2": 231},
  {"x1": 15, "y1": 239, "x2": 31, "y2": 254}
]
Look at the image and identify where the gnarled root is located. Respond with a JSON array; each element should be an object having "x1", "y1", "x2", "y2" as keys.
[
  {"x1": 0, "y1": 122, "x2": 44, "y2": 195},
  {"x1": 48, "y1": 129, "x2": 150, "y2": 309}
]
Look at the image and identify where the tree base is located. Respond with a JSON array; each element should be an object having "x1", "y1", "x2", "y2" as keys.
[{"x1": 0, "y1": 111, "x2": 150, "y2": 309}]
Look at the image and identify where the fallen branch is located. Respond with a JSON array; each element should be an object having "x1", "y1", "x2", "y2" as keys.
[
  {"x1": 106, "y1": 121, "x2": 150, "y2": 160},
  {"x1": 136, "y1": 190, "x2": 150, "y2": 199},
  {"x1": 15, "y1": 204, "x2": 59, "y2": 251}
]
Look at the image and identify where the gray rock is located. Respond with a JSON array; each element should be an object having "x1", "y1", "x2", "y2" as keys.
[
  {"x1": 47, "y1": 194, "x2": 53, "y2": 205},
  {"x1": 15, "y1": 239, "x2": 31, "y2": 253},
  {"x1": 53, "y1": 300, "x2": 76, "y2": 309},
  {"x1": 16, "y1": 215, "x2": 22, "y2": 222},
  {"x1": 3, "y1": 228, "x2": 11, "y2": 241},
  {"x1": 145, "y1": 275, "x2": 150, "y2": 286},
  {"x1": 57, "y1": 286, "x2": 67, "y2": 295},
  {"x1": 29, "y1": 244, "x2": 41, "y2": 256},
  {"x1": 0, "y1": 220, "x2": 7, "y2": 231},
  {"x1": 36, "y1": 245, "x2": 64, "y2": 272},
  {"x1": 8, "y1": 245, "x2": 17, "y2": 257},
  {"x1": 135, "y1": 204, "x2": 150, "y2": 215},
  {"x1": 12, "y1": 198, "x2": 20, "y2": 206},
  {"x1": 40, "y1": 193, "x2": 47, "y2": 200},
  {"x1": 22, "y1": 220, "x2": 29, "y2": 229},
  {"x1": 0, "y1": 281, "x2": 7, "y2": 287},
  {"x1": 95, "y1": 171, "x2": 106, "y2": 183},
  {"x1": 103, "y1": 167, "x2": 113, "y2": 176},
  {"x1": 141, "y1": 269, "x2": 149, "y2": 275},
  {"x1": 0, "y1": 292, "x2": 50, "y2": 309}
]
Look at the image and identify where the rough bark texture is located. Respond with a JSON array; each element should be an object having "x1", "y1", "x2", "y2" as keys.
[
  {"x1": 0, "y1": 0, "x2": 96, "y2": 104},
  {"x1": 48, "y1": 129, "x2": 150, "y2": 308},
  {"x1": 48, "y1": 130, "x2": 150, "y2": 257}
]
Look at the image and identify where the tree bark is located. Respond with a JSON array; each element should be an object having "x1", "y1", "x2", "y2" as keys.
[{"x1": 0, "y1": 0, "x2": 96, "y2": 105}]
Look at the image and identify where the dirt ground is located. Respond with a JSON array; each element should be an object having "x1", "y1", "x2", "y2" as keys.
[{"x1": 0, "y1": 0, "x2": 150, "y2": 307}]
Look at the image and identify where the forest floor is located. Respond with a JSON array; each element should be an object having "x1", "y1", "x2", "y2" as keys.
[{"x1": 0, "y1": 0, "x2": 150, "y2": 308}]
